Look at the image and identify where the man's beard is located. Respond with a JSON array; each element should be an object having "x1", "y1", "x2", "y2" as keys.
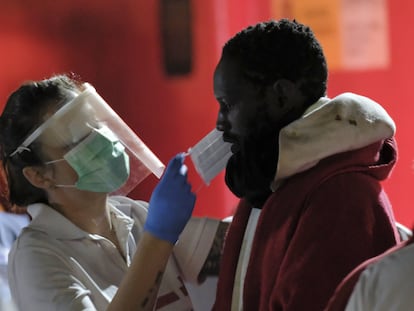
[{"x1": 225, "y1": 133, "x2": 278, "y2": 208}]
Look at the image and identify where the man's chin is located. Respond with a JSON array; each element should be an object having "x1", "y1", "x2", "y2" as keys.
[
  {"x1": 230, "y1": 143, "x2": 240, "y2": 154},
  {"x1": 224, "y1": 154, "x2": 244, "y2": 198}
]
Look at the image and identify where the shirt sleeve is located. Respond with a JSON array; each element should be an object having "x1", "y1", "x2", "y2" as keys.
[
  {"x1": 273, "y1": 172, "x2": 398, "y2": 311},
  {"x1": 173, "y1": 217, "x2": 220, "y2": 283},
  {"x1": 8, "y1": 237, "x2": 98, "y2": 311},
  {"x1": 122, "y1": 197, "x2": 221, "y2": 284}
]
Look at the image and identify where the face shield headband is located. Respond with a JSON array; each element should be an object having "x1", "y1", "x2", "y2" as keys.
[{"x1": 9, "y1": 83, "x2": 165, "y2": 195}]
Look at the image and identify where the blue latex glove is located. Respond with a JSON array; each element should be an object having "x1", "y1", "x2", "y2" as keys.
[{"x1": 144, "y1": 153, "x2": 196, "y2": 244}]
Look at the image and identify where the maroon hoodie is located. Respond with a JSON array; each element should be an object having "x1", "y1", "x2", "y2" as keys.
[{"x1": 213, "y1": 138, "x2": 399, "y2": 311}]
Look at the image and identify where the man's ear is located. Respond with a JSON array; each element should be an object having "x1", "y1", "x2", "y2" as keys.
[
  {"x1": 272, "y1": 79, "x2": 297, "y2": 98},
  {"x1": 270, "y1": 79, "x2": 294, "y2": 108},
  {"x1": 22, "y1": 166, "x2": 52, "y2": 189},
  {"x1": 272, "y1": 79, "x2": 306, "y2": 110}
]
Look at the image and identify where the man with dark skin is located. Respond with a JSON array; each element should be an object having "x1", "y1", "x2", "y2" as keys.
[
  {"x1": 208, "y1": 19, "x2": 399, "y2": 310},
  {"x1": 215, "y1": 47, "x2": 307, "y2": 208}
]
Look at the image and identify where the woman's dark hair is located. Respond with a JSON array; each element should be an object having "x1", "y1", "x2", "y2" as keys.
[
  {"x1": 222, "y1": 19, "x2": 328, "y2": 107},
  {"x1": 0, "y1": 74, "x2": 83, "y2": 206}
]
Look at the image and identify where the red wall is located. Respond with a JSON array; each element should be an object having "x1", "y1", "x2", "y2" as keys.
[
  {"x1": 0, "y1": 0, "x2": 413, "y2": 225},
  {"x1": 326, "y1": 2, "x2": 414, "y2": 228}
]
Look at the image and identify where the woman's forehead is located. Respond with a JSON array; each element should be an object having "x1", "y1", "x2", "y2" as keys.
[{"x1": 38, "y1": 103, "x2": 97, "y2": 147}]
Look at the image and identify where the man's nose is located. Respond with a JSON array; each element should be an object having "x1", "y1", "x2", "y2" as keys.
[{"x1": 216, "y1": 112, "x2": 229, "y2": 131}]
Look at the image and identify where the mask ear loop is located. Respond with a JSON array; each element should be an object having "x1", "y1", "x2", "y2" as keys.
[{"x1": 183, "y1": 149, "x2": 204, "y2": 194}]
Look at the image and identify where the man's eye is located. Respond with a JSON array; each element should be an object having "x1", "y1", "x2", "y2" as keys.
[{"x1": 220, "y1": 100, "x2": 233, "y2": 111}]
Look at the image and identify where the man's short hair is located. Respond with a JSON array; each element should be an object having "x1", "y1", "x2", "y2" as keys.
[{"x1": 222, "y1": 19, "x2": 328, "y2": 107}]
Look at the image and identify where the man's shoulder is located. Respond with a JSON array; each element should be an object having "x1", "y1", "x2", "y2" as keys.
[
  {"x1": 342, "y1": 241, "x2": 414, "y2": 310},
  {"x1": 363, "y1": 241, "x2": 414, "y2": 283}
]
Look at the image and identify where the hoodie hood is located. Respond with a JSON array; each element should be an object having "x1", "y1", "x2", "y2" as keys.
[{"x1": 274, "y1": 92, "x2": 396, "y2": 184}]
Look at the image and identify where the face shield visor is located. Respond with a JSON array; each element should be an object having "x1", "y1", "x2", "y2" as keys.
[{"x1": 10, "y1": 83, "x2": 165, "y2": 195}]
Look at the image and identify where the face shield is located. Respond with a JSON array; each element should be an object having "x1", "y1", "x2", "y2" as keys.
[{"x1": 10, "y1": 83, "x2": 165, "y2": 195}]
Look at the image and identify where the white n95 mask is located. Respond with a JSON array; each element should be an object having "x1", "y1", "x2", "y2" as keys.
[{"x1": 188, "y1": 129, "x2": 232, "y2": 185}]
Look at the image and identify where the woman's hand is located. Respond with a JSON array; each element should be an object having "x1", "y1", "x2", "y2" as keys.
[{"x1": 145, "y1": 153, "x2": 196, "y2": 244}]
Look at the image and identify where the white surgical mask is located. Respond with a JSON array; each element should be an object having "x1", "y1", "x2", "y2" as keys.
[{"x1": 188, "y1": 129, "x2": 232, "y2": 185}]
